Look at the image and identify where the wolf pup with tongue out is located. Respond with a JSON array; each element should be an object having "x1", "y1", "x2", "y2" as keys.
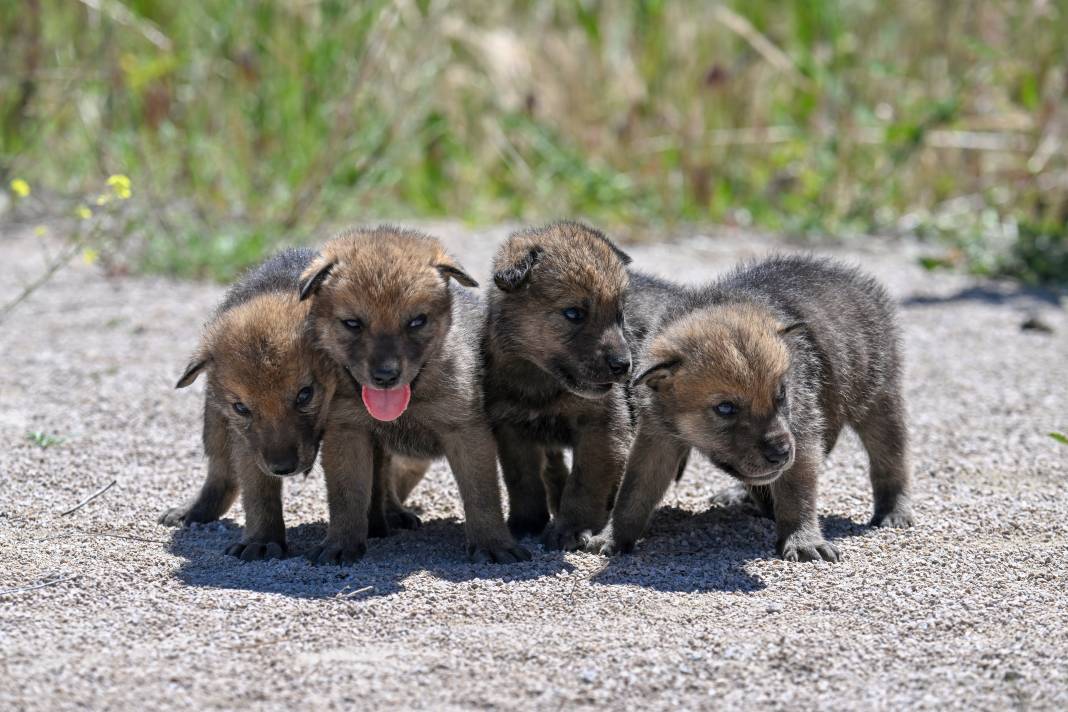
[{"x1": 299, "y1": 226, "x2": 531, "y2": 565}]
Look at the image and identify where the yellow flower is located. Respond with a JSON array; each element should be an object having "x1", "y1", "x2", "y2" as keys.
[
  {"x1": 106, "y1": 174, "x2": 132, "y2": 199},
  {"x1": 95, "y1": 194, "x2": 112, "y2": 206},
  {"x1": 76, "y1": 205, "x2": 93, "y2": 220},
  {"x1": 82, "y1": 248, "x2": 99, "y2": 266},
  {"x1": 10, "y1": 178, "x2": 30, "y2": 198},
  {"x1": 34, "y1": 225, "x2": 48, "y2": 237}
]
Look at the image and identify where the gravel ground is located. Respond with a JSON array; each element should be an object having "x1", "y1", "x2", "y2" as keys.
[{"x1": 1, "y1": 222, "x2": 1066, "y2": 711}]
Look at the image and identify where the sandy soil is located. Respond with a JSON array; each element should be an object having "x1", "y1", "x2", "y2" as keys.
[{"x1": 1, "y1": 222, "x2": 1066, "y2": 710}]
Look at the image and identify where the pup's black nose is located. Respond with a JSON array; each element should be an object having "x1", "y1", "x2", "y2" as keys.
[
  {"x1": 268, "y1": 454, "x2": 299, "y2": 476},
  {"x1": 605, "y1": 353, "x2": 631, "y2": 377},
  {"x1": 761, "y1": 438, "x2": 791, "y2": 465},
  {"x1": 371, "y1": 365, "x2": 400, "y2": 388}
]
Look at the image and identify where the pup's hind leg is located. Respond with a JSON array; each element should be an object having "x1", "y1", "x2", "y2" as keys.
[
  {"x1": 385, "y1": 455, "x2": 428, "y2": 530},
  {"x1": 543, "y1": 449, "x2": 568, "y2": 517},
  {"x1": 225, "y1": 450, "x2": 286, "y2": 561},
  {"x1": 855, "y1": 390, "x2": 914, "y2": 528},
  {"x1": 496, "y1": 425, "x2": 551, "y2": 538},
  {"x1": 368, "y1": 440, "x2": 392, "y2": 538},
  {"x1": 710, "y1": 482, "x2": 774, "y2": 519},
  {"x1": 160, "y1": 403, "x2": 238, "y2": 526}
]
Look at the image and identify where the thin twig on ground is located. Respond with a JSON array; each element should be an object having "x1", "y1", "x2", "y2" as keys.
[
  {"x1": 0, "y1": 574, "x2": 79, "y2": 597},
  {"x1": 337, "y1": 585, "x2": 375, "y2": 599},
  {"x1": 60, "y1": 479, "x2": 117, "y2": 516}
]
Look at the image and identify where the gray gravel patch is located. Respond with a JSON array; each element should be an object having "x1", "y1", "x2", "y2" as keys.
[{"x1": 1, "y1": 222, "x2": 1066, "y2": 710}]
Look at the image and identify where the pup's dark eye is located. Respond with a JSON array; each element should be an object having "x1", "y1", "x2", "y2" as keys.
[
  {"x1": 562, "y1": 306, "x2": 586, "y2": 323},
  {"x1": 295, "y1": 386, "x2": 314, "y2": 406},
  {"x1": 233, "y1": 402, "x2": 251, "y2": 416},
  {"x1": 775, "y1": 387, "x2": 786, "y2": 405},
  {"x1": 341, "y1": 318, "x2": 362, "y2": 331},
  {"x1": 408, "y1": 314, "x2": 427, "y2": 330},
  {"x1": 713, "y1": 401, "x2": 738, "y2": 417}
]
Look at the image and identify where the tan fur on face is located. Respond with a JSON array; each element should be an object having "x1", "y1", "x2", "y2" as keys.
[
  {"x1": 495, "y1": 221, "x2": 628, "y2": 306},
  {"x1": 649, "y1": 303, "x2": 789, "y2": 415},
  {"x1": 307, "y1": 226, "x2": 460, "y2": 324},
  {"x1": 207, "y1": 293, "x2": 315, "y2": 419}
]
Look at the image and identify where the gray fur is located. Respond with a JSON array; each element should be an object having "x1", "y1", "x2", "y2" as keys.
[{"x1": 585, "y1": 254, "x2": 914, "y2": 561}]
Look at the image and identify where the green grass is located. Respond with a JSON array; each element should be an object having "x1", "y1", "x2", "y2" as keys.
[
  {"x1": 2, "y1": 1, "x2": 1067, "y2": 283},
  {"x1": 26, "y1": 431, "x2": 63, "y2": 449}
]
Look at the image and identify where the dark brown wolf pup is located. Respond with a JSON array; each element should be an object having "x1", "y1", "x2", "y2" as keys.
[
  {"x1": 584, "y1": 255, "x2": 914, "y2": 562},
  {"x1": 482, "y1": 221, "x2": 677, "y2": 549},
  {"x1": 298, "y1": 226, "x2": 531, "y2": 565}
]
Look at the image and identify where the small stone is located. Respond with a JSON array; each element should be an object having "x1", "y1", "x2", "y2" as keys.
[{"x1": 1020, "y1": 315, "x2": 1053, "y2": 333}]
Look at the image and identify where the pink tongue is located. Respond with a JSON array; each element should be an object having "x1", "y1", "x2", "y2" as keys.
[{"x1": 361, "y1": 384, "x2": 411, "y2": 422}]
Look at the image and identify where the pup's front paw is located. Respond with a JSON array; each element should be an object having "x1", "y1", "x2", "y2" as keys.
[
  {"x1": 386, "y1": 505, "x2": 422, "y2": 531},
  {"x1": 710, "y1": 484, "x2": 774, "y2": 519},
  {"x1": 467, "y1": 540, "x2": 532, "y2": 564},
  {"x1": 158, "y1": 506, "x2": 190, "y2": 527},
  {"x1": 579, "y1": 528, "x2": 634, "y2": 556},
  {"x1": 507, "y1": 512, "x2": 548, "y2": 539},
  {"x1": 540, "y1": 520, "x2": 590, "y2": 551},
  {"x1": 225, "y1": 540, "x2": 286, "y2": 561},
  {"x1": 871, "y1": 504, "x2": 915, "y2": 529},
  {"x1": 159, "y1": 501, "x2": 220, "y2": 527},
  {"x1": 305, "y1": 539, "x2": 367, "y2": 566},
  {"x1": 777, "y1": 532, "x2": 841, "y2": 562}
]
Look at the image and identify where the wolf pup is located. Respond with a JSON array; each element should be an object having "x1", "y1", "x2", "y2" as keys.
[
  {"x1": 584, "y1": 255, "x2": 914, "y2": 562},
  {"x1": 298, "y1": 226, "x2": 531, "y2": 565},
  {"x1": 483, "y1": 221, "x2": 674, "y2": 549},
  {"x1": 160, "y1": 248, "x2": 337, "y2": 560}
]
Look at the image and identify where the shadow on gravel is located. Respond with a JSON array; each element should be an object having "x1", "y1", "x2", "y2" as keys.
[
  {"x1": 901, "y1": 283, "x2": 1062, "y2": 308},
  {"x1": 587, "y1": 506, "x2": 871, "y2": 593},
  {"x1": 165, "y1": 517, "x2": 572, "y2": 600}
]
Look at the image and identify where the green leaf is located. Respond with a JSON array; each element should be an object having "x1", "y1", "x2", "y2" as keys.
[{"x1": 1050, "y1": 432, "x2": 1068, "y2": 446}]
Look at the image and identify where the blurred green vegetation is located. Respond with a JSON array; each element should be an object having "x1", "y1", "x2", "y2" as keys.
[{"x1": 2, "y1": 0, "x2": 1067, "y2": 283}]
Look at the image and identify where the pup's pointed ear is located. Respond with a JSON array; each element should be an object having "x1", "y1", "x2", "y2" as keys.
[
  {"x1": 603, "y1": 237, "x2": 632, "y2": 265},
  {"x1": 437, "y1": 261, "x2": 479, "y2": 288},
  {"x1": 176, "y1": 355, "x2": 210, "y2": 389},
  {"x1": 299, "y1": 259, "x2": 336, "y2": 301},
  {"x1": 778, "y1": 321, "x2": 805, "y2": 336},
  {"x1": 493, "y1": 246, "x2": 543, "y2": 293},
  {"x1": 634, "y1": 359, "x2": 681, "y2": 391}
]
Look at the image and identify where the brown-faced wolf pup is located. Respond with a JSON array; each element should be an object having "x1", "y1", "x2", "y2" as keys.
[
  {"x1": 160, "y1": 248, "x2": 337, "y2": 560},
  {"x1": 483, "y1": 221, "x2": 676, "y2": 549},
  {"x1": 298, "y1": 226, "x2": 531, "y2": 565},
  {"x1": 583, "y1": 255, "x2": 914, "y2": 562}
]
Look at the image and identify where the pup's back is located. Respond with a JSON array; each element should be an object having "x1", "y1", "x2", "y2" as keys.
[{"x1": 218, "y1": 246, "x2": 318, "y2": 315}]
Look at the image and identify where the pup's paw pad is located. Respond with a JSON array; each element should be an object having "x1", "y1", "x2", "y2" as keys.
[
  {"x1": 305, "y1": 540, "x2": 366, "y2": 566},
  {"x1": 467, "y1": 542, "x2": 532, "y2": 564},
  {"x1": 778, "y1": 536, "x2": 841, "y2": 563},
  {"x1": 225, "y1": 541, "x2": 286, "y2": 561}
]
